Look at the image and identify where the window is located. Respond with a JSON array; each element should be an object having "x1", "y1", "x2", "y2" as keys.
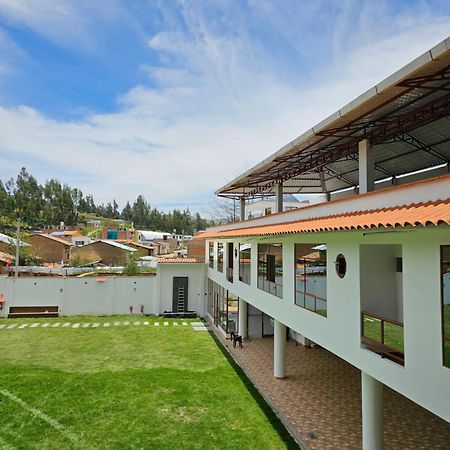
[
  {"x1": 294, "y1": 244, "x2": 327, "y2": 316},
  {"x1": 441, "y1": 245, "x2": 450, "y2": 368},
  {"x1": 226, "y1": 242, "x2": 234, "y2": 282},
  {"x1": 257, "y1": 244, "x2": 283, "y2": 298},
  {"x1": 239, "y1": 243, "x2": 251, "y2": 285},
  {"x1": 208, "y1": 242, "x2": 214, "y2": 269},
  {"x1": 335, "y1": 254, "x2": 347, "y2": 278},
  {"x1": 207, "y1": 279, "x2": 240, "y2": 334},
  {"x1": 217, "y1": 243, "x2": 223, "y2": 273}
]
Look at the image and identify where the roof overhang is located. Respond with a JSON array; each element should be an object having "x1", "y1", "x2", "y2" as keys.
[{"x1": 216, "y1": 38, "x2": 450, "y2": 199}]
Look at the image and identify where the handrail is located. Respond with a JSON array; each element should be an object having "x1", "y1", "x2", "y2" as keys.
[
  {"x1": 295, "y1": 289, "x2": 327, "y2": 303},
  {"x1": 361, "y1": 310, "x2": 403, "y2": 328},
  {"x1": 361, "y1": 311, "x2": 404, "y2": 362}
]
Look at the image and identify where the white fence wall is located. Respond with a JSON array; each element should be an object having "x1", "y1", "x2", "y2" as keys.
[{"x1": 0, "y1": 276, "x2": 158, "y2": 317}]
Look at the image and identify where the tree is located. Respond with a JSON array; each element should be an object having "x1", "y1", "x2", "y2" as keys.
[
  {"x1": 123, "y1": 252, "x2": 139, "y2": 276},
  {"x1": 121, "y1": 201, "x2": 132, "y2": 221}
]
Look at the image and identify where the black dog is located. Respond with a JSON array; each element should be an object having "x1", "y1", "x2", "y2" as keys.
[{"x1": 229, "y1": 331, "x2": 243, "y2": 348}]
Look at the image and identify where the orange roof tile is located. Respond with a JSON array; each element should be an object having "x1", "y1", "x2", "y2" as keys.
[
  {"x1": 200, "y1": 199, "x2": 450, "y2": 239},
  {"x1": 157, "y1": 258, "x2": 202, "y2": 264}
]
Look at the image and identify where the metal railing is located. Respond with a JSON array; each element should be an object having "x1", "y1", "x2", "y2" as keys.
[
  {"x1": 239, "y1": 268, "x2": 251, "y2": 285},
  {"x1": 361, "y1": 311, "x2": 404, "y2": 365},
  {"x1": 257, "y1": 277, "x2": 283, "y2": 298},
  {"x1": 295, "y1": 290, "x2": 327, "y2": 316}
]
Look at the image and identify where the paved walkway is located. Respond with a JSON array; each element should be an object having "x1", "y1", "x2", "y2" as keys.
[
  {"x1": 222, "y1": 336, "x2": 450, "y2": 450},
  {"x1": 0, "y1": 320, "x2": 208, "y2": 331}
]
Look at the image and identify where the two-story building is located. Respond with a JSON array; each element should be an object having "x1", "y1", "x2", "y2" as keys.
[{"x1": 199, "y1": 38, "x2": 450, "y2": 449}]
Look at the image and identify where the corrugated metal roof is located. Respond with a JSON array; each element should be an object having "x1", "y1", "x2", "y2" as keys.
[
  {"x1": 98, "y1": 240, "x2": 137, "y2": 252},
  {"x1": 216, "y1": 37, "x2": 450, "y2": 198},
  {"x1": 29, "y1": 233, "x2": 72, "y2": 246},
  {"x1": 200, "y1": 198, "x2": 450, "y2": 239}
]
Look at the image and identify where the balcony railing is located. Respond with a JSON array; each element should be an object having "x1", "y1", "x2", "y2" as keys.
[
  {"x1": 295, "y1": 290, "x2": 327, "y2": 317},
  {"x1": 257, "y1": 277, "x2": 283, "y2": 298},
  {"x1": 361, "y1": 311, "x2": 404, "y2": 365},
  {"x1": 239, "y1": 269, "x2": 251, "y2": 285}
]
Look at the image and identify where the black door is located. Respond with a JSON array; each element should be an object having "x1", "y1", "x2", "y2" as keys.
[{"x1": 173, "y1": 277, "x2": 189, "y2": 313}]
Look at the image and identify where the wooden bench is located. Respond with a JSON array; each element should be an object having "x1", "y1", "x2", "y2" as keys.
[{"x1": 8, "y1": 306, "x2": 59, "y2": 318}]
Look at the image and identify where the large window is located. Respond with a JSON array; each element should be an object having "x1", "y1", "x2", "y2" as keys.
[
  {"x1": 207, "y1": 279, "x2": 239, "y2": 334},
  {"x1": 441, "y1": 245, "x2": 450, "y2": 368},
  {"x1": 239, "y1": 243, "x2": 251, "y2": 285},
  {"x1": 257, "y1": 244, "x2": 283, "y2": 298},
  {"x1": 208, "y1": 242, "x2": 214, "y2": 269},
  {"x1": 226, "y1": 242, "x2": 234, "y2": 282},
  {"x1": 294, "y1": 244, "x2": 327, "y2": 317},
  {"x1": 217, "y1": 242, "x2": 223, "y2": 273}
]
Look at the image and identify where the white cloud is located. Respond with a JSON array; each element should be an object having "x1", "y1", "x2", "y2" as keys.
[{"x1": 0, "y1": 1, "x2": 449, "y2": 213}]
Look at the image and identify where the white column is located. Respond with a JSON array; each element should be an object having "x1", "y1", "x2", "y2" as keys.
[
  {"x1": 240, "y1": 198, "x2": 246, "y2": 221},
  {"x1": 274, "y1": 319, "x2": 286, "y2": 378},
  {"x1": 361, "y1": 371, "x2": 384, "y2": 450},
  {"x1": 238, "y1": 298, "x2": 248, "y2": 338},
  {"x1": 359, "y1": 139, "x2": 375, "y2": 194},
  {"x1": 275, "y1": 182, "x2": 283, "y2": 213}
]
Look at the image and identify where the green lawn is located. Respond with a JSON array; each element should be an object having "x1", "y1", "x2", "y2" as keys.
[
  {"x1": 0, "y1": 316, "x2": 296, "y2": 449},
  {"x1": 362, "y1": 316, "x2": 404, "y2": 353}
]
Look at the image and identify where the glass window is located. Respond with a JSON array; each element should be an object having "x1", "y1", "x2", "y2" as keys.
[
  {"x1": 335, "y1": 254, "x2": 347, "y2": 278},
  {"x1": 239, "y1": 243, "x2": 251, "y2": 285},
  {"x1": 227, "y1": 291, "x2": 239, "y2": 333},
  {"x1": 226, "y1": 242, "x2": 234, "y2": 282},
  {"x1": 294, "y1": 244, "x2": 327, "y2": 317},
  {"x1": 217, "y1": 242, "x2": 223, "y2": 273},
  {"x1": 257, "y1": 244, "x2": 283, "y2": 298},
  {"x1": 208, "y1": 242, "x2": 214, "y2": 269},
  {"x1": 441, "y1": 246, "x2": 450, "y2": 368}
]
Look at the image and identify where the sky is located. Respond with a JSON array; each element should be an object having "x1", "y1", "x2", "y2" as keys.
[{"x1": 0, "y1": 0, "x2": 449, "y2": 215}]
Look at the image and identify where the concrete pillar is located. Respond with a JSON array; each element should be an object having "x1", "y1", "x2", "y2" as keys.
[
  {"x1": 359, "y1": 139, "x2": 375, "y2": 194},
  {"x1": 275, "y1": 182, "x2": 283, "y2": 213},
  {"x1": 361, "y1": 372, "x2": 384, "y2": 450},
  {"x1": 274, "y1": 319, "x2": 286, "y2": 378},
  {"x1": 238, "y1": 298, "x2": 248, "y2": 338},
  {"x1": 240, "y1": 198, "x2": 246, "y2": 221}
]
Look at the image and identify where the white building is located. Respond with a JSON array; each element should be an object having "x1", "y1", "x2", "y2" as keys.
[
  {"x1": 245, "y1": 194, "x2": 311, "y2": 219},
  {"x1": 202, "y1": 39, "x2": 450, "y2": 449}
]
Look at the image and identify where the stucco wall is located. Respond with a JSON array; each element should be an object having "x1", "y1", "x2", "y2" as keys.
[
  {"x1": 156, "y1": 263, "x2": 207, "y2": 316},
  {"x1": 207, "y1": 226, "x2": 450, "y2": 422},
  {"x1": 0, "y1": 276, "x2": 157, "y2": 317}
]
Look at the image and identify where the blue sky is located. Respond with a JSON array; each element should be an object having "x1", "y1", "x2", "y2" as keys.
[{"x1": 0, "y1": 0, "x2": 449, "y2": 214}]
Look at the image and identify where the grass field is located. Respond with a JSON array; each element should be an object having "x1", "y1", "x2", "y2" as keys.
[{"x1": 0, "y1": 316, "x2": 297, "y2": 449}]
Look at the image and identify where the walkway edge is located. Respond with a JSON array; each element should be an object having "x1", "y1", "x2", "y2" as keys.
[{"x1": 207, "y1": 320, "x2": 311, "y2": 450}]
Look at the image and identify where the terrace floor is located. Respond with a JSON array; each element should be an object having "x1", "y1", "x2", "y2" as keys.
[{"x1": 222, "y1": 335, "x2": 450, "y2": 450}]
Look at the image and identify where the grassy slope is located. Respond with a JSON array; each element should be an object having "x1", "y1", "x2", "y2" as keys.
[{"x1": 0, "y1": 317, "x2": 295, "y2": 449}]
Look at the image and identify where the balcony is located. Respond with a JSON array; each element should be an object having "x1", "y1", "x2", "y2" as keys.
[{"x1": 361, "y1": 311, "x2": 404, "y2": 365}]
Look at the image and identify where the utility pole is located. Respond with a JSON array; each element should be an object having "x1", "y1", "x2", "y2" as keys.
[{"x1": 15, "y1": 217, "x2": 20, "y2": 279}]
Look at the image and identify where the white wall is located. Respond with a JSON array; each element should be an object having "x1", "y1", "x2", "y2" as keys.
[
  {"x1": 360, "y1": 245, "x2": 401, "y2": 321},
  {"x1": 156, "y1": 263, "x2": 206, "y2": 316},
  {"x1": 208, "y1": 174, "x2": 450, "y2": 232},
  {"x1": 207, "y1": 226, "x2": 450, "y2": 422},
  {"x1": 0, "y1": 276, "x2": 157, "y2": 317}
]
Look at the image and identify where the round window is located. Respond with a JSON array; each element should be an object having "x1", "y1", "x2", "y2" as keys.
[{"x1": 335, "y1": 254, "x2": 347, "y2": 278}]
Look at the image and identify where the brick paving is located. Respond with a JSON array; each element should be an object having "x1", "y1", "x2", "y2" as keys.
[{"x1": 221, "y1": 336, "x2": 450, "y2": 450}]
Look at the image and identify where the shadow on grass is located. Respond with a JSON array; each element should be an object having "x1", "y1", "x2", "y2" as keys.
[{"x1": 209, "y1": 330, "x2": 301, "y2": 450}]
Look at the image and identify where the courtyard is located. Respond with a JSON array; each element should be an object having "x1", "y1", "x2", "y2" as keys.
[{"x1": 0, "y1": 316, "x2": 297, "y2": 449}]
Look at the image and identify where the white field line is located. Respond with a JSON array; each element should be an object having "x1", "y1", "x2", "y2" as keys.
[
  {"x1": 0, "y1": 390, "x2": 83, "y2": 447},
  {"x1": 0, "y1": 434, "x2": 15, "y2": 450}
]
